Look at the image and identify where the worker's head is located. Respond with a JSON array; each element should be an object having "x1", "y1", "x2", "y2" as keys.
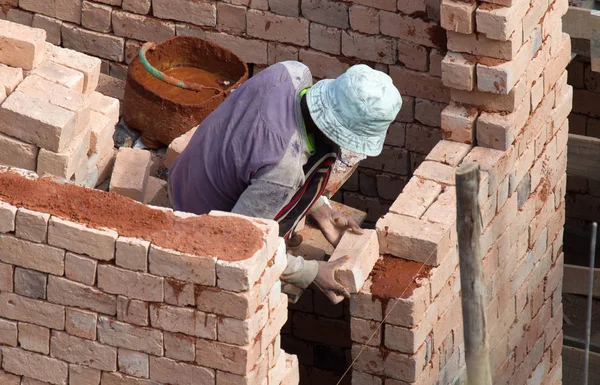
[{"x1": 306, "y1": 64, "x2": 402, "y2": 157}]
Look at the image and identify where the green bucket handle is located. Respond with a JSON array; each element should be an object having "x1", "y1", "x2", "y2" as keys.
[{"x1": 138, "y1": 42, "x2": 224, "y2": 94}]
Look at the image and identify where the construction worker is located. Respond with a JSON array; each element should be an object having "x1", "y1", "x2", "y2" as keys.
[{"x1": 168, "y1": 62, "x2": 402, "y2": 303}]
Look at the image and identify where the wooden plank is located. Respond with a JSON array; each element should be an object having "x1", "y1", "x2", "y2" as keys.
[
  {"x1": 564, "y1": 6, "x2": 593, "y2": 40},
  {"x1": 324, "y1": 162, "x2": 358, "y2": 198},
  {"x1": 563, "y1": 263, "x2": 600, "y2": 299},
  {"x1": 567, "y1": 134, "x2": 600, "y2": 181}
]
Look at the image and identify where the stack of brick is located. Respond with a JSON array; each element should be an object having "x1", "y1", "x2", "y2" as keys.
[
  {"x1": 0, "y1": 20, "x2": 118, "y2": 188},
  {"x1": 0, "y1": 167, "x2": 299, "y2": 385},
  {"x1": 347, "y1": 0, "x2": 569, "y2": 383},
  {"x1": 0, "y1": 0, "x2": 450, "y2": 228}
]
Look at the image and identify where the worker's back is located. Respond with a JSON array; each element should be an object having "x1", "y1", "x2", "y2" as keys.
[{"x1": 168, "y1": 61, "x2": 313, "y2": 216}]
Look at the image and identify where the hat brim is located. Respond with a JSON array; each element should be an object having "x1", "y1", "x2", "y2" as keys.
[{"x1": 306, "y1": 80, "x2": 386, "y2": 157}]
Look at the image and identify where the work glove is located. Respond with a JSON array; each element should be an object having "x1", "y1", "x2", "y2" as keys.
[
  {"x1": 313, "y1": 257, "x2": 351, "y2": 304},
  {"x1": 311, "y1": 203, "x2": 364, "y2": 246}
]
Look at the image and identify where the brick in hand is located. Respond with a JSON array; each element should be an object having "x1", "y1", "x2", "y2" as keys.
[{"x1": 328, "y1": 230, "x2": 379, "y2": 293}]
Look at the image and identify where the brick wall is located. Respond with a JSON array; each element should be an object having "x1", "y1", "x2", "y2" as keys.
[
  {"x1": 0, "y1": 0, "x2": 450, "y2": 228},
  {"x1": 0, "y1": 167, "x2": 299, "y2": 385},
  {"x1": 348, "y1": 0, "x2": 569, "y2": 383}
]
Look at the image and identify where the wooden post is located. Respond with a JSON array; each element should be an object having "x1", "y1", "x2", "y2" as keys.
[{"x1": 455, "y1": 162, "x2": 492, "y2": 385}]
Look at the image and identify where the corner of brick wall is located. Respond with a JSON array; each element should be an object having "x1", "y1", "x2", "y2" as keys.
[
  {"x1": 0, "y1": 168, "x2": 298, "y2": 385},
  {"x1": 349, "y1": 0, "x2": 570, "y2": 384}
]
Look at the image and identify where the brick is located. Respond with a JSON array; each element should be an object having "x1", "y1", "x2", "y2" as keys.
[
  {"x1": 477, "y1": 100, "x2": 529, "y2": 151},
  {"x1": 477, "y1": 42, "x2": 531, "y2": 95},
  {"x1": 247, "y1": 10, "x2": 309, "y2": 46},
  {"x1": 302, "y1": 0, "x2": 349, "y2": 28},
  {"x1": 164, "y1": 332, "x2": 195, "y2": 362},
  {"x1": 422, "y1": 186, "x2": 457, "y2": 225},
  {"x1": 118, "y1": 349, "x2": 149, "y2": 378},
  {"x1": 390, "y1": 65, "x2": 450, "y2": 103},
  {"x1": 440, "y1": 0, "x2": 476, "y2": 34},
  {"x1": 341, "y1": 30, "x2": 396, "y2": 64},
  {"x1": 48, "y1": 217, "x2": 117, "y2": 261},
  {"x1": 160, "y1": 280, "x2": 195, "y2": 309},
  {"x1": 0, "y1": 234, "x2": 64, "y2": 275},
  {"x1": 30, "y1": 61, "x2": 84, "y2": 93},
  {"x1": 349, "y1": 5, "x2": 379, "y2": 35},
  {"x1": 48, "y1": 276, "x2": 116, "y2": 315},
  {"x1": 31, "y1": 14, "x2": 62, "y2": 45},
  {"x1": 176, "y1": 25, "x2": 268, "y2": 65},
  {"x1": 389, "y1": 177, "x2": 441, "y2": 218},
  {"x1": 309, "y1": 23, "x2": 341, "y2": 55},
  {"x1": 350, "y1": 317, "x2": 381, "y2": 346},
  {"x1": 0, "y1": 318, "x2": 17, "y2": 347},
  {"x1": 0, "y1": 262, "x2": 13, "y2": 293},
  {"x1": 195, "y1": 337, "x2": 260, "y2": 376},
  {"x1": 112, "y1": 10, "x2": 175, "y2": 42},
  {"x1": 441, "y1": 52, "x2": 477, "y2": 92},
  {"x1": 45, "y1": 43, "x2": 101, "y2": 95},
  {"x1": 148, "y1": 244, "x2": 216, "y2": 286},
  {"x1": 195, "y1": 286, "x2": 261, "y2": 320},
  {"x1": 97, "y1": 265, "x2": 162, "y2": 302},
  {"x1": 413, "y1": 160, "x2": 455, "y2": 186},
  {"x1": 90, "y1": 92, "x2": 119, "y2": 124},
  {"x1": 2, "y1": 347, "x2": 68, "y2": 385},
  {"x1": 109, "y1": 148, "x2": 151, "y2": 201},
  {"x1": 352, "y1": 371, "x2": 382, "y2": 385},
  {"x1": 0, "y1": 91, "x2": 76, "y2": 153},
  {"x1": 109, "y1": 298, "x2": 144, "y2": 328},
  {"x1": 217, "y1": 3, "x2": 246, "y2": 34},
  {"x1": 100, "y1": 372, "x2": 160, "y2": 385},
  {"x1": 425, "y1": 140, "x2": 471, "y2": 167},
  {"x1": 38, "y1": 130, "x2": 91, "y2": 180},
  {"x1": 0, "y1": 19, "x2": 46, "y2": 70},
  {"x1": 97, "y1": 316, "x2": 162, "y2": 356},
  {"x1": 7, "y1": 9, "x2": 33, "y2": 26},
  {"x1": 0, "y1": 65, "x2": 23, "y2": 96},
  {"x1": 149, "y1": 356, "x2": 215, "y2": 385},
  {"x1": 269, "y1": 0, "x2": 299, "y2": 16},
  {"x1": 447, "y1": 29, "x2": 520, "y2": 61},
  {"x1": 0, "y1": 371, "x2": 20, "y2": 385},
  {"x1": 217, "y1": 303, "x2": 268, "y2": 346},
  {"x1": 113, "y1": 237, "x2": 149, "y2": 273},
  {"x1": 123, "y1": 0, "x2": 151, "y2": 15},
  {"x1": 397, "y1": 40, "x2": 428, "y2": 72},
  {"x1": 17, "y1": 75, "x2": 91, "y2": 134},
  {"x1": 69, "y1": 365, "x2": 101, "y2": 385},
  {"x1": 327, "y1": 230, "x2": 379, "y2": 293},
  {"x1": 149, "y1": 303, "x2": 216, "y2": 340},
  {"x1": 81, "y1": 1, "x2": 112, "y2": 33},
  {"x1": 380, "y1": 11, "x2": 445, "y2": 49},
  {"x1": 87, "y1": 112, "x2": 113, "y2": 157},
  {"x1": 375, "y1": 174, "x2": 407, "y2": 201},
  {"x1": 62, "y1": 23, "x2": 125, "y2": 62},
  {"x1": 298, "y1": 49, "x2": 349, "y2": 79},
  {"x1": 476, "y1": 1, "x2": 529, "y2": 41},
  {"x1": 18, "y1": 323, "x2": 50, "y2": 354},
  {"x1": 0, "y1": 201, "x2": 16, "y2": 233},
  {"x1": 0, "y1": 292, "x2": 64, "y2": 330},
  {"x1": 51, "y1": 331, "x2": 117, "y2": 371},
  {"x1": 153, "y1": 0, "x2": 215, "y2": 27},
  {"x1": 65, "y1": 307, "x2": 97, "y2": 340},
  {"x1": 14, "y1": 267, "x2": 47, "y2": 300}
]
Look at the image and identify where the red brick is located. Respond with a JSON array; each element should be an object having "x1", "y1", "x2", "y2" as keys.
[
  {"x1": 302, "y1": 0, "x2": 348, "y2": 28},
  {"x1": 6, "y1": 8, "x2": 32, "y2": 26},
  {"x1": 441, "y1": 52, "x2": 475, "y2": 91},
  {"x1": 62, "y1": 23, "x2": 124, "y2": 62},
  {"x1": 32, "y1": 14, "x2": 62, "y2": 45},
  {"x1": 269, "y1": 0, "x2": 299, "y2": 16},
  {"x1": 177, "y1": 24, "x2": 268, "y2": 65},
  {"x1": 97, "y1": 316, "x2": 162, "y2": 356},
  {"x1": 118, "y1": 348, "x2": 149, "y2": 378},
  {"x1": 447, "y1": 30, "x2": 521, "y2": 60},
  {"x1": 397, "y1": 0, "x2": 426, "y2": 14},
  {"x1": 440, "y1": 0, "x2": 476, "y2": 34},
  {"x1": 48, "y1": 276, "x2": 116, "y2": 315},
  {"x1": 18, "y1": 322, "x2": 50, "y2": 354},
  {"x1": 52, "y1": 330, "x2": 117, "y2": 371},
  {"x1": 48, "y1": 217, "x2": 117, "y2": 261},
  {"x1": 309, "y1": 23, "x2": 341, "y2": 55},
  {"x1": 2, "y1": 347, "x2": 68, "y2": 384},
  {"x1": 390, "y1": 65, "x2": 450, "y2": 103},
  {"x1": 0, "y1": 133, "x2": 37, "y2": 171},
  {"x1": 82, "y1": 1, "x2": 112, "y2": 33},
  {"x1": 341, "y1": 30, "x2": 396, "y2": 64},
  {"x1": 299, "y1": 49, "x2": 349, "y2": 79},
  {"x1": 112, "y1": 10, "x2": 175, "y2": 42},
  {"x1": 153, "y1": 0, "x2": 215, "y2": 27},
  {"x1": 68, "y1": 365, "x2": 101, "y2": 385},
  {"x1": 148, "y1": 244, "x2": 216, "y2": 286},
  {"x1": 164, "y1": 332, "x2": 195, "y2": 362},
  {"x1": 150, "y1": 356, "x2": 215, "y2": 385},
  {"x1": 475, "y1": 1, "x2": 529, "y2": 41},
  {"x1": 247, "y1": 10, "x2": 309, "y2": 46},
  {"x1": 397, "y1": 40, "x2": 428, "y2": 72},
  {"x1": 30, "y1": 61, "x2": 84, "y2": 93},
  {"x1": 380, "y1": 11, "x2": 446, "y2": 49},
  {"x1": 477, "y1": 41, "x2": 531, "y2": 95},
  {"x1": 195, "y1": 338, "x2": 260, "y2": 376},
  {"x1": 217, "y1": 3, "x2": 246, "y2": 34},
  {"x1": 123, "y1": 0, "x2": 151, "y2": 15},
  {"x1": 0, "y1": 318, "x2": 17, "y2": 347},
  {"x1": 349, "y1": 5, "x2": 379, "y2": 35},
  {"x1": 149, "y1": 303, "x2": 216, "y2": 339}
]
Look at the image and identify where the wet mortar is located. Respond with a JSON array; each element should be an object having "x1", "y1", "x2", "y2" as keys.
[{"x1": 0, "y1": 171, "x2": 262, "y2": 261}]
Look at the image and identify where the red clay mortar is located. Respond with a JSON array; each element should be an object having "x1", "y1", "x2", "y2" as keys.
[
  {"x1": 0, "y1": 172, "x2": 262, "y2": 261},
  {"x1": 370, "y1": 255, "x2": 432, "y2": 299}
]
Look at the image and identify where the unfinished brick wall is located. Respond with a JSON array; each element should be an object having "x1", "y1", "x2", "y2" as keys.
[
  {"x1": 348, "y1": 0, "x2": 570, "y2": 384},
  {"x1": 0, "y1": 168, "x2": 299, "y2": 385},
  {"x1": 1, "y1": 0, "x2": 449, "y2": 227}
]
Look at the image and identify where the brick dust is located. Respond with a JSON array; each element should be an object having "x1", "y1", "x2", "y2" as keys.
[
  {"x1": 370, "y1": 255, "x2": 431, "y2": 299},
  {"x1": 0, "y1": 171, "x2": 263, "y2": 261}
]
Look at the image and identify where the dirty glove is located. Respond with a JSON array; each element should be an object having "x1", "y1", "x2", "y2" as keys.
[
  {"x1": 313, "y1": 258, "x2": 351, "y2": 304},
  {"x1": 310, "y1": 200, "x2": 364, "y2": 246}
]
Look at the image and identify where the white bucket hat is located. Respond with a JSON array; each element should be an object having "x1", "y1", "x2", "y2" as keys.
[{"x1": 306, "y1": 64, "x2": 402, "y2": 157}]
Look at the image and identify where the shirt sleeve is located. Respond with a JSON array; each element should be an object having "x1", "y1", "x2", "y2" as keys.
[{"x1": 281, "y1": 254, "x2": 319, "y2": 289}]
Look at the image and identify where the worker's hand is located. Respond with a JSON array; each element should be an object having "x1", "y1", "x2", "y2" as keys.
[
  {"x1": 310, "y1": 204, "x2": 364, "y2": 246},
  {"x1": 313, "y1": 258, "x2": 351, "y2": 304}
]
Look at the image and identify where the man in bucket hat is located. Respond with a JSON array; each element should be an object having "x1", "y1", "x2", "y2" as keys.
[{"x1": 168, "y1": 61, "x2": 402, "y2": 303}]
